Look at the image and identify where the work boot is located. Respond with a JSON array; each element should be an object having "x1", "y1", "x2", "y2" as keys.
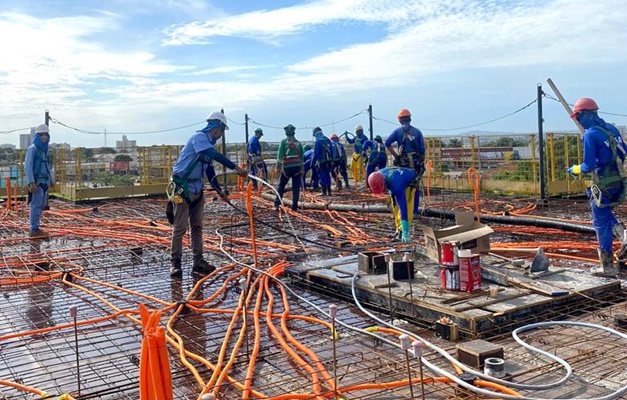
[
  {"x1": 29, "y1": 229, "x2": 49, "y2": 238},
  {"x1": 336, "y1": 180, "x2": 342, "y2": 191},
  {"x1": 591, "y1": 249, "x2": 618, "y2": 278},
  {"x1": 344, "y1": 180, "x2": 351, "y2": 190},
  {"x1": 170, "y1": 259, "x2": 183, "y2": 279},
  {"x1": 327, "y1": 186, "x2": 332, "y2": 196},
  {"x1": 321, "y1": 187, "x2": 327, "y2": 196},
  {"x1": 192, "y1": 258, "x2": 216, "y2": 275}
]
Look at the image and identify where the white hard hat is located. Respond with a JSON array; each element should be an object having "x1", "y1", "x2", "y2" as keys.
[
  {"x1": 354, "y1": 124, "x2": 363, "y2": 132},
  {"x1": 35, "y1": 124, "x2": 50, "y2": 134},
  {"x1": 205, "y1": 111, "x2": 229, "y2": 130}
]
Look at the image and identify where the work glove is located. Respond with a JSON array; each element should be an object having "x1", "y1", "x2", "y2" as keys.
[
  {"x1": 28, "y1": 183, "x2": 38, "y2": 194},
  {"x1": 235, "y1": 166, "x2": 249, "y2": 178},
  {"x1": 400, "y1": 220, "x2": 411, "y2": 243},
  {"x1": 392, "y1": 155, "x2": 401, "y2": 167},
  {"x1": 567, "y1": 165, "x2": 581, "y2": 177}
]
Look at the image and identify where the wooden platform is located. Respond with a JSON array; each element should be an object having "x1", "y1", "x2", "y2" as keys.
[{"x1": 285, "y1": 249, "x2": 624, "y2": 339}]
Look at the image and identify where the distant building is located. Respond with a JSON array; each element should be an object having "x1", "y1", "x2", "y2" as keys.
[
  {"x1": 116, "y1": 135, "x2": 137, "y2": 150},
  {"x1": 50, "y1": 143, "x2": 72, "y2": 150},
  {"x1": 19, "y1": 128, "x2": 35, "y2": 149}
]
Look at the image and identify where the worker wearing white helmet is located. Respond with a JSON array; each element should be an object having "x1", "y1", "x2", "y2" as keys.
[
  {"x1": 24, "y1": 123, "x2": 54, "y2": 237},
  {"x1": 168, "y1": 111, "x2": 248, "y2": 279}
]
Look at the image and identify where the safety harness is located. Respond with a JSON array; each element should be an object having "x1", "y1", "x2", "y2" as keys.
[
  {"x1": 590, "y1": 127, "x2": 627, "y2": 208},
  {"x1": 33, "y1": 148, "x2": 50, "y2": 184},
  {"x1": 167, "y1": 158, "x2": 201, "y2": 205},
  {"x1": 280, "y1": 139, "x2": 303, "y2": 177},
  {"x1": 317, "y1": 140, "x2": 333, "y2": 167}
]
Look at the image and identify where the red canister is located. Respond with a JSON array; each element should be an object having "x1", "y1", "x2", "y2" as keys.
[
  {"x1": 458, "y1": 249, "x2": 481, "y2": 292},
  {"x1": 440, "y1": 241, "x2": 459, "y2": 266}
]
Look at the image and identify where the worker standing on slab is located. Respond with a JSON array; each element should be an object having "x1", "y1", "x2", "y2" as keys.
[
  {"x1": 344, "y1": 125, "x2": 368, "y2": 183},
  {"x1": 368, "y1": 167, "x2": 419, "y2": 243},
  {"x1": 362, "y1": 135, "x2": 387, "y2": 189},
  {"x1": 567, "y1": 98, "x2": 627, "y2": 277},
  {"x1": 24, "y1": 123, "x2": 54, "y2": 238},
  {"x1": 169, "y1": 111, "x2": 248, "y2": 279},
  {"x1": 302, "y1": 144, "x2": 318, "y2": 191},
  {"x1": 274, "y1": 124, "x2": 304, "y2": 210},
  {"x1": 385, "y1": 109, "x2": 426, "y2": 214},
  {"x1": 330, "y1": 133, "x2": 350, "y2": 190},
  {"x1": 247, "y1": 128, "x2": 268, "y2": 190},
  {"x1": 312, "y1": 127, "x2": 334, "y2": 196}
]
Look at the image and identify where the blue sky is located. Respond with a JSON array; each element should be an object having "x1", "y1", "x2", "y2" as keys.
[{"x1": 1, "y1": 0, "x2": 626, "y2": 148}]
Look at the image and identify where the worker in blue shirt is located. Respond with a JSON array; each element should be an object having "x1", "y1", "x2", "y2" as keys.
[
  {"x1": 368, "y1": 167, "x2": 419, "y2": 243},
  {"x1": 24, "y1": 124, "x2": 54, "y2": 238},
  {"x1": 247, "y1": 128, "x2": 268, "y2": 190},
  {"x1": 362, "y1": 135, "x2": 387, "y2": 188},
  {"x1": 568, "y1": 98, "x2": 627, "y2": 277},
  {"x1": 169, "y1": 112, "x2": 248, "y2": 278},
  {"x1": 312, "y1": 127, "x2": 334, "y2": 196},
  {"x1": 385, "y1": 109, "x2": 425, "y2": 213},
  {"x1": 302, "y1": 144, "x2": 318, "y2": 190},
  {"x1": 344, "y1": 125, "x2": 368, "y2": 184},
  {"x1": 330, "y1": 133, "x2": 350, "y2": 190}
]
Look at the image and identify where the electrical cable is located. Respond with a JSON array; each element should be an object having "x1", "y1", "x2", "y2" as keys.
[{"x1": 248, "y1": 108, "x2": 368, "y2": 132}]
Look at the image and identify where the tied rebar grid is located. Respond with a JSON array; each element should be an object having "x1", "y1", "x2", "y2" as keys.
[{"x1": 0, "y1": 192, "x2": 626, "y2": 399}]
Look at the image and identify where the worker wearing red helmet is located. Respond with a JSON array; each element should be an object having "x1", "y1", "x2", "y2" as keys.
[
  {"x1": 384, "y1": 109, "x2": 426, "y2": 214},
  {"x1": 368, "y1": 167, "x2": 419, "y2": 243},
  {"x1": 567, "y1": 98, "x2": 627, "y2": 277}
]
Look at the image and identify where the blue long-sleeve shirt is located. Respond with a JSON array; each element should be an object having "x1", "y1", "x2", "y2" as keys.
[
  {"x1": 247, "y1": 136, "x2": 262, "y2": 156},
  {"x1": 346, "y1": 132, "x2": 368, "y2": 153},
  {"x1": 385, "y1": 125, "x2": 425, "y2": 156},
  {"x1": 173, "y1": 130, "x2": 236, "y2": 193},
  {"x1": 379, "y1": 167, "x2": 418, "y2": 222},
  {"x1": 579, "y1": 121, "x2": 626, "y2": 176},
  {"x1": 24, "y1": 137, "x2": 52, "y2": 185},
  {"x1": 362, "y1": 140, "x2": 387, "y2": 163}
]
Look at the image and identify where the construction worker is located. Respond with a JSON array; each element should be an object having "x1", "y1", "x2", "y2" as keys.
[
  {"x1": 344, "y1": 125, "x2": 367, "y2": 183},
  {"x1": 274, "y1": 124, "x2": 304, "y2": 210},
  {"x1": 330, "y1": 133, "x2": 350, "y2": 190},
  {"x1": 312, "y1": 127, "x2": 334, "y2": 196},
  {"x1": 169, "y1": 112, "x2": 248, "y2": 278},
  {"x1": 247, "y1": 128, "x2": 268, "y2": 189},
  {"x1": 567, "y1": 98, "x2": 627, "y2": 277},
  {"x1": 385, "y1": 109, "x2": 425, "y2": 213},
  {"x1": 24, "y1": 123, "x2": 54, "y2": 238},
  {"x1": 362, "y1": 135, "x2": 387, "y2": 188},
  {"x1": 368, "y1": 167, "x2": 419, "y2": 243},
  {"x1": 302, "y1": 144, "x2": 319, "y2": 191}
]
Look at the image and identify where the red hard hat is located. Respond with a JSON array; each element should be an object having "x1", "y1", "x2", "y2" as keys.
[
  {"x1": 397, "y1": 108, "x2": 411, "y2": 120},
  {"x1": 368, "y1": 171, "x2": 386, "y2": 194},
  {"x1": 570, "y1": 98, "x2": 599, "y2": 118}
]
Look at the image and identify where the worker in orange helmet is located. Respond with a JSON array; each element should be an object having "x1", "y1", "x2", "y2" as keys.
[
  {"x1": 368, "y1": 167, "x2": 419, "y2": 243},
  {"x1": 567, "y1": 97, "x2": 627, "y2": 277},
  {"x1": 385, "y1": 109, "x2": 425, "y2": 214}
]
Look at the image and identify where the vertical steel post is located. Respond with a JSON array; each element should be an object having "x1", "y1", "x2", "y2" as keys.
[
  {"x1": 45, "y1": 109, "x2": 50, "y2": 126},
  {"x1": 69, "y1": 305, "x2": 81, "y2": 397},
  {"x1": 221, "y1": 108, "x2": 227, "y2": 188},
  {"x1": 537, "y1": 84, "x2": 546, "y2": 203},
  {"x1": 399, "y1": 334, "x2": 414, "y2": 399},
  {"x1": 329, "y1": 304, "x2": 339, "y2": 399},
  {"x1": 368, "y1": 104, "x2": 374, "y2": 140}
]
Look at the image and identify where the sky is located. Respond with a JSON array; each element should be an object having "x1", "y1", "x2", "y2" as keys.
[{"x1": 1, "y1": 0, "x2": 627, "y2": 148}]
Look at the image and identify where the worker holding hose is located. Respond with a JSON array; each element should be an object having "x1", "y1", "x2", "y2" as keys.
[
  {"x1": 567, "y1": 98, "x2": 627, "y2": 277},
  {"x1": 385, "y1": 109, "x2": 426, "y2": 214},
  {"x1": 367, "y1": 167, "x2": 419, "y2": 243},
  {"x1": 24, "y1": 123, "x2": 54, "y2": 238},
  {"x1": 343, "y1": 125, "x2": 368, "y2": 184},
  {"x1": 247, "y1": 128, "x2": 268, "y2": 190},
  {"x1": 362, "y1": 135, "x2": 387, "y2": 189},
  {"x1": 168, "y1": 111, "x2": 248, "y2": 279}
]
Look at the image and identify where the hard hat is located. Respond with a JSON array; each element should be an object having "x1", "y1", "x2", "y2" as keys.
[
  {"x1": 205, "y1": 111, "x2": 229, "y2": 130},
  {"x1": 397, "y1": 109, "x2": 411, "y2": 120},
  {"x1": 354, "y1": 125, "x2": 363, "y2": 133},
  {"x1": 570, "y1": 98, "x2": 599, "y2": 118},
  {"x1": 312, "y1": 126, "x2": 322, "y2": 136},
  {"x1": 254, "y1": 128, "x2": 263, "y2": 135},
  {"x1": 330, "y1": 133, "x2": 339, "y2": 140},
  {"x1": 368, "y1": 171, "x2": 386, "y2": 194},
  {"x1": 303, "y1": 144, "x2": 312, "y2": 152},
  {"x1": 35, "y1": 124, "x2": 49, "y2": 134},
  {"x1": 284, "y1": 124, "x2": 296, "y2": 135},
  {"x1": 374, "y1": 135, "x2": 382, "y2": 143}
]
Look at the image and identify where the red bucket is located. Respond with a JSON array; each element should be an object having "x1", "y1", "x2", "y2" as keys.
[{"x1": 440, "y1": 241, "x2": 459, "y2": 266}]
